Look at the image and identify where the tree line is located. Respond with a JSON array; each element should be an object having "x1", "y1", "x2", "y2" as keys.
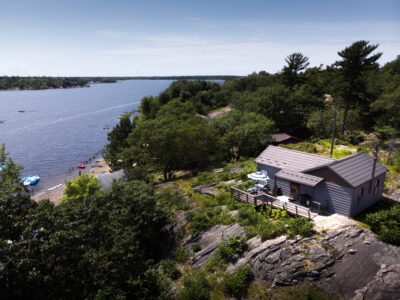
[{"x1": 0, "y1": 77, "x2": 117, "y2": 90}]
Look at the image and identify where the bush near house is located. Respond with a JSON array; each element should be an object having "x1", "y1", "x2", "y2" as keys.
[{"x1": 364, "y1": 203, "x2": 400, "y2": 245}]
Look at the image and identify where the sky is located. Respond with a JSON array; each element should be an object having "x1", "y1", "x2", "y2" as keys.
[{"x1": 0, "y1": 0, "x2": 399, "y2": 76}]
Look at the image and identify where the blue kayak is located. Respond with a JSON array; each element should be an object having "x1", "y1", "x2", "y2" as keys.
[{"x1": 22, "y1": 175, "x2": 40, "y2": 186}]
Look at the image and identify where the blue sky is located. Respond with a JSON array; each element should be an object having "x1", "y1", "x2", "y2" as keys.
[{"x1": 0, "y1": 0, "x2": 399, "y2": 76}]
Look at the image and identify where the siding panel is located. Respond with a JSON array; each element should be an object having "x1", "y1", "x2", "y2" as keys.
[
  {"x1": 276, "y1": 178, "x2": 291, "y2": 196},
  {"x1": 350, "y1": 174, "x2": 386, "y2": 216},
  {"x1": 315, "y1": 182, "x2": 353, "y2": 215}
]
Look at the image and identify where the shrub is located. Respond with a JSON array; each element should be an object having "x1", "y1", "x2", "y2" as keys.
[
  {"x1": 192, "y1": 172, "x2": 216, "y2": 187},
  {"x1": 364, "y1": 204, "x2": 400, "y2": 245},
  {"x1": 192, "y1": 242, "x2": 201, "y2": 252},
  {"x1": 255, "y1": 220, "x2": 286, "y2": 241},
  {"x1": 175, "y1": 246, "x2": 190, "y2": 263},
  {"x1": 156, "y1": 187, "x2": 190, "y2": 211},
  {"x1": 159, "y1": 259, "x2": 181, "y2": 280},
  {"x1": 237, "y1": 206, "x2": 258, "y2": 226},
  {"x1": 223, "y1": 265, "x2": 253, "y2": 298},
  {"x1": 179, "y1": 271, "x2": 210, "y2": 300},
  {"x1": 216, "y1": 236, "x2": 247, "y2": 262},
  {"x1": 391, "y1": 152, "x2": 400, "y2": 173},
  {"x1": 286, "y1": 218, "x2": 314, "y2": 237}
]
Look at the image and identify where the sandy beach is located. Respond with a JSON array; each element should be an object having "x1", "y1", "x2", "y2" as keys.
[{"x1": 32, "y1": 158, "x2": 110, "y2": 204}]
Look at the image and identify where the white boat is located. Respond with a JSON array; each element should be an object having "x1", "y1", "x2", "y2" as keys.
[
  {"x1": 22, "y1": 175, "x2": 40, "y2": 186},
  {"x1": 47, "y1": 184, "x2": 63, "y2": 191}
]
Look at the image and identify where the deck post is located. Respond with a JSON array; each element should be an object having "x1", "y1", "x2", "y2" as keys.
[
  {"x1": 295, "y1": 205, "x2": 298, "y2": 216},
  {"x1": 308, "y1": 210, "x2": 311, "y2": 219}
]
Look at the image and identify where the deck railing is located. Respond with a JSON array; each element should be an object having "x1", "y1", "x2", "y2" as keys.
[{"x1": 230, "y1": 186, "x2": 317, "y2": 219}]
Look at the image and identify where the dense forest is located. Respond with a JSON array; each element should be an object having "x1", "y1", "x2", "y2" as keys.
[
  {"x1": 105, "y1": 40, "x2": 400, "y2": 180},
  {"x1": 1, "y1": 40, "x2": 400, "y2": 299}
]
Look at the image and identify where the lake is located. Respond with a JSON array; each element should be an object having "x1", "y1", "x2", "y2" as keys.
[{"x1": 0, "y1": 80, "x2": 172, "y2": 191}]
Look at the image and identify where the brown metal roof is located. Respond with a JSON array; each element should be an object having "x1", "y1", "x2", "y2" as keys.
[
  {"x1": 328, "y1": 152, "x2": 388, "y2": 187},
  {"x1": 271, "y1": 133, "x2": 296, "y2": 143},
  {"x1": 255, "y1": 145, "x2": 335, "y2": 172},
  {"x1": 275, "y1": 169, "x2": 324, "y2": 187}
]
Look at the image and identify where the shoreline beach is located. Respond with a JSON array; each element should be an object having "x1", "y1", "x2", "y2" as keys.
[{"x1": 32, "y1": 157, "x2": 110, "y2": 204}]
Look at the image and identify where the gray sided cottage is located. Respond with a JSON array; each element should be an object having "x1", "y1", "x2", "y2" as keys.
[{"x1": 256, "y1": 146, "x2": 388, "y2": 216}]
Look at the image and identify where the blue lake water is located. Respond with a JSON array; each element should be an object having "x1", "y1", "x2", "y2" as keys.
[{"x1": 0, "y1": 80, "x2": 172, "y2": 191}]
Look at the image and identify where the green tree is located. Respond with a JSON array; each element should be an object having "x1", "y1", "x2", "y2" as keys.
[
  {"x1": 281, "y1": 53, "x2": 310, "y2": 89},
  {"x1": 0, "y1": 181, "x2": 172, "y2": 299},
  {"x1": 124, "y1": 114, "x2": 220, "y2": 180},
  {"x1": 335, "y1": 40, "x2": 382, "y2": 135},
  {"x1": 214, "y1": 111, "x2": 275, "y2": 160},
  {"x1": 103, "y1": 113, "x2": 135, "y2": 170},
  {"x1": 62, "y1": 173, "x2": 101, "y2": 202},
  {"x1": 0, "y1": 144, "x2": 35, "y2": 240}
]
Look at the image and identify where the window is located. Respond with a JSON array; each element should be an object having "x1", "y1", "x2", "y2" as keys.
[
  {"x1": 357, "y1": 187, "x2": 364, "y2": 205},
  {"x1": 374, "y1": 179, "x2": 380, "y2": 195}
]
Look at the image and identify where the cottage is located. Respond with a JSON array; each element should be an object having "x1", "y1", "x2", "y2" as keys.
[{"x1": 255, "y1": 145, "x2": 388, "y2": 217}]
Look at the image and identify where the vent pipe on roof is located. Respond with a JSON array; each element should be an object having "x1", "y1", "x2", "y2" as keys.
[{"x1": 371, "y1": 145, "x2": 378, "y2": 179}]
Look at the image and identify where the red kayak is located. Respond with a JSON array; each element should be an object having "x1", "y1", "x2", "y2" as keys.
[{"x1": 76, "y1": 163, "x2": 86, "y2": 169}]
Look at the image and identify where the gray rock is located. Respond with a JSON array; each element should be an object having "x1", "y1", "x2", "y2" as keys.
[
  {"x1": 309, "y1": 270, "x2": 320, "y2": 277},
  {"x1": 191, "y1": 224, "x2": 246, "y2": 267},
  {"x1": 349, "y1": 228, "x2": 364, "y2": 239},
  {"x1": 353, "y1": 264, "x2": 400, "y2": 300}
]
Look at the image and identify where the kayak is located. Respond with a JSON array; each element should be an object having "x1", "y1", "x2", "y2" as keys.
[
  {"x1": 47, "y1": 184, "x2": 63, "y2": 191},
  {"x1": 22, "y1": 175, "x2": 40, "y2": 186},
  {"x1": 76, "y1": 163, "x2": 86, "y2": 169}
]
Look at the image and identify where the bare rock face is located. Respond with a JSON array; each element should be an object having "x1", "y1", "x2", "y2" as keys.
[
  {"x1": 190, "y1": 224, "x2": 246, "y2": 267},
  {"x1": 353, "y1": 264, "x2": 400, "y2": 300},
  {"x1": 187, "y1": 222, "x2": 400, "y2": 299},
  {"x1": 192, "y1": 184, "x2": 219, "y2": 197},
  {"x1": 227, "y1": 234, "x2": 336, "y2": 286}
]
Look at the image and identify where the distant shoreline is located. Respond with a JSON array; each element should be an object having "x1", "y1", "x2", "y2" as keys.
[{"x1": 0, "y1": 76, "x2": 234, "y2": 91}]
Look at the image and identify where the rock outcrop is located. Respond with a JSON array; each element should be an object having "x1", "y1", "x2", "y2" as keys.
[
  {"x1": 188, "y1": 223, "x2": 400, "y2": 299},
  {"x1": 189, "y1": 224, "x2": 246, "y2": 267}
]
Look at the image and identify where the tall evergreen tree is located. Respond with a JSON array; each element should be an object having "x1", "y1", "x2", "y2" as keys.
[
  {"x1": 282, "y1": 53, "x2": 310, "y2": 89},
  {"x1": 335, "y1": 40, "x2": 382, "y2": 135}
]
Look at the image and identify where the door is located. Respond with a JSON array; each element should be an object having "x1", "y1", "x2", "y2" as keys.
[{"x1": 290, "y1": 182, "x2": 300, "y2": 201}]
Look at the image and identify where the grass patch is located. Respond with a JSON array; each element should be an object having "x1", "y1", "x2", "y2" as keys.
[
  {"x1": 236, "y1": 205, "x2": 314, "y2": 241},
  {"x1": 187, "y1": 207, "x2": 235, "y2": 237},
  {"x1": 281, "y1": 142, "x2": 318, "y2": 154}
]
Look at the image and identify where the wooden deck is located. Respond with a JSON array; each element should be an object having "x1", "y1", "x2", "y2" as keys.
[{"x1": 230, "y1": 186, "x2": 318, "y2": 219}]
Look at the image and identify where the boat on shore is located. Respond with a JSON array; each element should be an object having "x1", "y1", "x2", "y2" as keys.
[
  {"x1": 76, "y1": 163, "x2": 86, "y2": 169},
  {"x1": 47, "y1": 184, "x2": 63, "y2": 191},
  {"x1": 22, "y1": 175, "x2": 40, "y2": 186}
]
